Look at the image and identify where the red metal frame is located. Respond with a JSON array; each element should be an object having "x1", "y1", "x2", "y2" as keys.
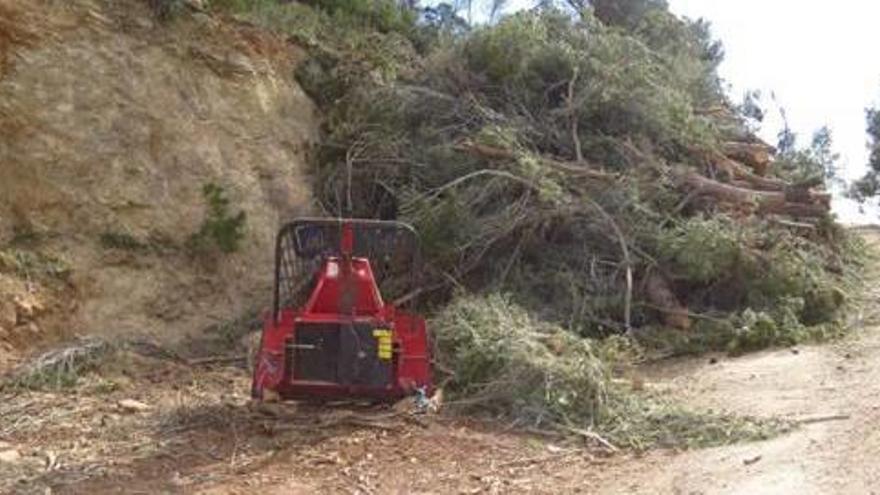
[{"x1": 251, "y1": 219, "x2": 432, "y2": 401}]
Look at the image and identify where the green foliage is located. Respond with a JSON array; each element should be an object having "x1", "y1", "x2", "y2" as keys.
[
  {"x1": 433, "y1": 293, "x2": 612, "y2": 423},
  {"x1": 600, "y1": 387, "x2": 789, "y2": 450},
  {"x1": 100, "y1": 231, "x2": 146, "y2": 251},
  {"x1": 636, "y1": 305, "x2": 844, "y2": 358},
  {"x1": 852, "y1": 105, "x2": 880, "y2": 200},
  {"x1": 458, "y1": 10, "x2": 718, "y2": 156},
  {"x1": 869, "y1": 106, "x2": 880, "y2": 171},
  {"x1": 0, "y1": 248, "x2": 70, "y2": 280},
  {"x1": 2, "y1": 338, "x2": 112, "y2": 392},
  {"x1": 433, "y1": 293, "x2": 787, "y2": 449},
  {"x1": 658, "y1": 216, "x2": 745, "y2": 283},
  {"x1": 852, "y1": 173, "x2": 880, "y2": 201},
  {"x1": 211, "y1": 0, "x2": 417, "y2": 40},
  {"x1": 775, "y1": 126, "x2": 841, "y2": 185},
  {"x1": 418, "y1": 4, "x2": 470, "y2": 49},
  {"x1": 656, "y1": 216, "x2": 850, "y2": 336},
  {"x1": 631, "y1": 10, "x2": 724, "y2": 106},
  {"x1": 189, "y1": 183, "x2": 247, "y2": 254},
  {"x1": 306, "y1": 0, "x2": 417, "y2": 35},
  {"x1": 589, "y1": 0, "x2": 668, "y2": 31}
]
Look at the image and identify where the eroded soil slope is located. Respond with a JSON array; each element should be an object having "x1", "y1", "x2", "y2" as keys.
[{"x1": 0, "y1": 0, "x2": 316, "y2": 361}]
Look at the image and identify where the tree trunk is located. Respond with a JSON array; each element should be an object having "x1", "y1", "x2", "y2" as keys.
[
  {"x1": 722, "y1": 141, "x2": 775, "y2": 176},
  {"x1": 681, "y1": 171, "x2": 829, "y2": 218},
  {"x1": 710, "y1": 152, "x2": 787, "y2": 191}
]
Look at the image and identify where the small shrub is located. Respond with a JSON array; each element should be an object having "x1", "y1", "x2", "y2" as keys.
[
  {"x1": 0, "y1": 248, "x2": 70, "y2": 280},
  {"x1": 189, "y1": 183, "x2": 247, "y2": 254},
  {"x1": 2, "y1": 338, "x2": 113, "y2": 391}
]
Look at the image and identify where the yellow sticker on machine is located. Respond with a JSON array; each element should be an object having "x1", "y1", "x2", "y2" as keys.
[{"x1": 373, "y1": 329, "x2": 393, "y2": 360}]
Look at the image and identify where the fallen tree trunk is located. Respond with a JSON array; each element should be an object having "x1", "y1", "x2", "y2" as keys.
[
  {"x1": 768, "y1": 201, "x2": 831, "y2": 218},
  {"x1": 722, "y1": 141, "x2": 775, "y2": 176},
  {"x1": 681, "y1": 171, "x2": 829, "y2": 218},
  {"x1": 710, "y1": 152, "x2": 787, "y2": 192},
  {"x1": 712, "y1": 153, "x2": 831, "y2": 208}
]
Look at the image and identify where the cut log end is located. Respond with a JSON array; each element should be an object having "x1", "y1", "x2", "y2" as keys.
[{"x1": 680, "y1": 170, "x2": 830, "y2": 219}]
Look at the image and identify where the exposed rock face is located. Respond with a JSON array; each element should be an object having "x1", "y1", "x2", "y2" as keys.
[{"x1": 0, "y1": 0, "x2": 317, "y2": 349}]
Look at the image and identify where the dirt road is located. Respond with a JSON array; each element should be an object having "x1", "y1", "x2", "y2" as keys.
[
  {"x1": 595, "y1": 230, "x2": 880, "y2": 494},
  {"x1": 2, "y1": 232, "x2": 879, "y2": 494},
  {"x1": 596, "y1": 311, "x2": 880, "y2": 494}
]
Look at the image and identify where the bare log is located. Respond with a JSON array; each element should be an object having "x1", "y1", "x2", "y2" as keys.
[
  {"x1": 770, "y1": 201, "x2": 830, "y2": 218},
  {"x1": 713, "y1": 154, "x2": 831, "y2": 209},
  {"x1": 681, "y1": 172, "x2": 829, "y2": 218},
  {"x1": 455, "y1": 141, "x2": 515, "y2": 161},
  {"x1": 710, "y1": 152, "x2": 787, "y2": 192},
  {"x1": 722, "y1": 141, "x2": 775, "y2": 176},
  {"x1": 694, "y1": 106, "x2": 729, "y2": 117}
]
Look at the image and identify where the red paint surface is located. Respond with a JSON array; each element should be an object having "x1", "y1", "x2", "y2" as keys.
[{"x1": 252, "y1": 222, "x2": 432, "y2": 401}]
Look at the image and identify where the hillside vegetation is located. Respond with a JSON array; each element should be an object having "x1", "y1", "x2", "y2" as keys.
[
  {"x1": 0, "y1": 0, "x2": 866, "y2": 450},
  {"x1": 204, "y1": 0, "x2": 863, "y2": 335},
  {"x1": 193, "y1": 0, "x2": 866, "y2": 439}
]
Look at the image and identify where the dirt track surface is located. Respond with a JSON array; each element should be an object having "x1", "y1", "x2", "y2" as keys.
[
  {"x1": 594, "y1": 230, "x2": 880, "y2": 495},
  {"x1": 1, "y1": 231, "x2": 879, "y2": 494},
  {"x1": 597, "y1": 317, "x2": 880, "y2": 494}
]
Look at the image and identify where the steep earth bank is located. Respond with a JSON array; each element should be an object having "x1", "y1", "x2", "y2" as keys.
[{"x1": 0, "y1": 0, "x2": 317, "y2": 365}]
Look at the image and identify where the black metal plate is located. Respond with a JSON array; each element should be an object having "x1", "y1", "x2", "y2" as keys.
[{"x1": 290, "y1": 322, "x2": 391, "y2": 387}]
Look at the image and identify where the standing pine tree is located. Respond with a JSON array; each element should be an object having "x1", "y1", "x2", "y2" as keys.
[{"x1": 852, "y1": 104, "x2": 880, "y2": 200}]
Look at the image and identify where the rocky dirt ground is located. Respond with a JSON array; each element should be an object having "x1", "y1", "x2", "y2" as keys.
[{"x1": 0, "y1": 230, "x2": 878, "y2": 495}]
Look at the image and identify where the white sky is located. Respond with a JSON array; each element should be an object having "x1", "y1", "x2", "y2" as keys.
[
  {"x1": 668, "y1": 0, "x2": 880, "y2": 181},
  {"x1": 667, "y1": 0, "x2": 880, "y2": 223}
]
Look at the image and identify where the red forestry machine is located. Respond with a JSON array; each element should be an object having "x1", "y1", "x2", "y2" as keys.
[{"x1": 251, "y1": 218, "x2": 433, "y2": 402}]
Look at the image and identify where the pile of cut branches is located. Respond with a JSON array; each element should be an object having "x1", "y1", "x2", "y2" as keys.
[
  {"x1": 213, "y1": 0, "x2": 865, "y2": 441},
  {"x1": 431, "y1": 293, "x2": 787, "y2": 449},
  {"x1": 301, "y1": 7, "x2": 860, "y2": 343}
]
